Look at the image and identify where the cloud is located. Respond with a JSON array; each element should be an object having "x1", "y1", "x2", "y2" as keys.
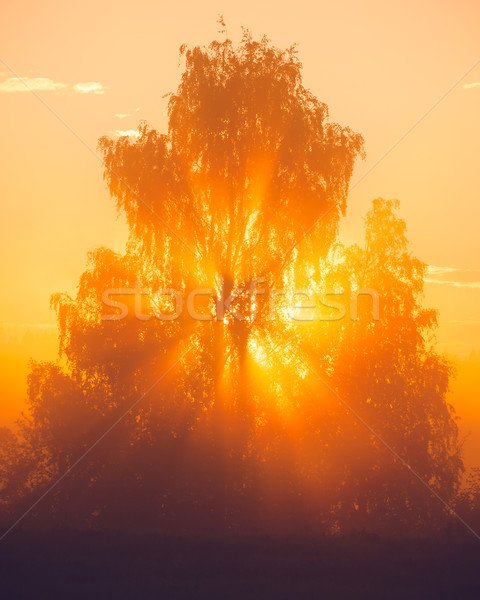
[
  {"x1": 427, "y1": 265, "x2": 459, "y2": 276},
  {"x1": 425, "y1": 278, "x2": 480, "y2": 289},
  {"x1": 115, "y1": 107, "x2": 140, "y2": 118},
  {"x1": 425, "y1": 265, "x2": 480, "y2": 289},
  {"x1": 71, "y1": 81, "x2": 106, "y2": 95},
  {"x1": 114, "y1": 129, "x2": 141, "y2": 138},
  {"x1": 426, "y1": 265, "x2": 480, "y2": 289},
  {"x1": 463, "y1": 82, "x2": 480, "y2": 90},
  {"x1": 0, "y1": 76, "x2": 67, "y2": 93},
  {"x1": 0, "y1": 76, "x2": 106, "y2": 95}
]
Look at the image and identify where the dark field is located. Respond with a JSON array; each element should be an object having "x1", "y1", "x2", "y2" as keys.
[{"x1": 0, "y1": 532, "x2": 479, "y2": 599}]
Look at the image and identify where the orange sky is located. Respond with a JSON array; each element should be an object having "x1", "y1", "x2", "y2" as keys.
[
  {"x1": 1, "y1": 0, "x2": 479, "y2": 350},
  {"x1": 0, "y1": 1, "x2": 479, "y2": 452}
]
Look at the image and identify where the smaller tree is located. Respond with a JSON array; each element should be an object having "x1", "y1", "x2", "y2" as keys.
[{"x1": 314, "y1": 199, "x2": 463, "y2": 534}]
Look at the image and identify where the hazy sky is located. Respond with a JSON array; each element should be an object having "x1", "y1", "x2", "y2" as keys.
[{"x1": 1, "y1": 0, "x2": 479, "y2": 355}]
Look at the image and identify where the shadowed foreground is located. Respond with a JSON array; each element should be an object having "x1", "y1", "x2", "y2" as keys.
[{"x1": 1, "y1": 533, "x2": 479, "y2": 599}]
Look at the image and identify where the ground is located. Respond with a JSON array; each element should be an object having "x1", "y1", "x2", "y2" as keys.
[{"x1": 0, "y1": 532, "x2": 479, "y2": 599}]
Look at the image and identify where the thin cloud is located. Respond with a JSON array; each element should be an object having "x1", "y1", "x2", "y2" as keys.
[
  {"x1": 426, "y1": 265, "x2": 480, "y2": 289},
  {"x1": 114, "y1": 129, "x2": 141, "y2": 138},
  {"x1": 0, "y1": 76, "x2": 67, "y2": 93},
  {"x1": 463, "y1": 82, "x2": 480, "y2": 90},
  {"x1": 425, "y1": 279, "x2": 480, "y2": 289},
  {"x1": 427, "y1": 265, "x2": 459, "y2": 275},
  {"x1": 114, "y1": 107, "x2": 141, "y2": 118},
  {"x1": 72, "y1": 81, "x2": 106, "y2": 95},
  {"x1": 0, "y1": 76, "x2": 106, "y2": 95}
]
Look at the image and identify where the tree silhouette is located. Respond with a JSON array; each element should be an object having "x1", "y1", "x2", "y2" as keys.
[
  {"x1": 307, "y1": 199, "x2": 462, "y2": 534},
  {"x1": 0, "y1": 31, "x2": 463, "y2": 536},
  {"x1": 96, "y1": 30, "x2": 364, "y2": 528}
]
